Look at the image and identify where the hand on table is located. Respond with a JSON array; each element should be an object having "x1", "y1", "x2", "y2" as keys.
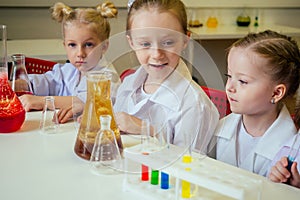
[
  {"x1": 19, "y1": 94, "x2": 44, "y2": 111},
  {"x1": 268, "y1": 156, "x2": 300, "y2": 188},
  {"x1": 57, "y1": 106, "x2": 74, "y2": 124}
]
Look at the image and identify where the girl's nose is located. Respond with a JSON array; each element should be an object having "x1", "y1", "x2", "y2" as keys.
[
  {"x1": 151, "y1": 44, "x2": 165, "y2": 60},
  {"x1": 226, "y1": 79, "x2": 236, "y2": 93},
  {"x1": 77, "y1": 47, "x2": 87, "y2": 58},
  {"x1": 150, "y1": 46, "x2": 165, "y2": 60}
]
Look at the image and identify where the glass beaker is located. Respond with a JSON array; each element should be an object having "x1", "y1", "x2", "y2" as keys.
[
  {"x1": 74, "y1": 71, "x2": 123, "y2": 160},
  {"x1": 0, "y1": 25, "x2": 25, "y2": 133},
  {"x1": 90, "y1": 115, "x2": 123, "y2": 175},
  {"x1": 40, "y1": 96, "x2": 59, "y2": 134},
  {"x1": 10, "y1": 54, "x2": 33, "y2": 96}
]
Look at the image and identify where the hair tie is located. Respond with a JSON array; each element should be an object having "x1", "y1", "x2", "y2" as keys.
[
  {"x1": 127, "y1": 0, "x2": 135, "y2": 11},
  {"x1": 62, "y1": 7, "x2": 72, "y2": 15}
]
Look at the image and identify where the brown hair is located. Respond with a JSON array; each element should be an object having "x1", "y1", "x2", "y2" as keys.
[
  {"x1": 228, "y1": 30, "x2": 300, "y2": 99},
  {"x1": 126, "y1": 0, "x2": 187, "y2": 35},
  {"x1": 295, "y1": 100, "x2": 300, "y2": 128},
  {"x1": 50, "y1": 1, "x2": 118, "y2": 41}
]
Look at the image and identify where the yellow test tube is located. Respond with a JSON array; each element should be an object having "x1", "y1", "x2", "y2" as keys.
[{"x1": 181, "y1": 154, "x2": 192, "y2": 198}]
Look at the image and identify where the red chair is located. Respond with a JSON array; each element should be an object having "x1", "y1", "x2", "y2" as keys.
[
  {"x1": 201, "y1": 86, "x2": 231, "y2": 118},
  {"x1": 25, "y1": 57, "x2": 56, "y2": 74},
  {"x1": 120, "y1": 68, "x2": 136, "y2": 82}
]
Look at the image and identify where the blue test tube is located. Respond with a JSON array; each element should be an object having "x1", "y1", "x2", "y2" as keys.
[{"x1": 160, "y1": 171, "x2": 169, "y2": 189}]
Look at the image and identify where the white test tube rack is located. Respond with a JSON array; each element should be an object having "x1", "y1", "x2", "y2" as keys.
[{"x1": 123, "y1": 144, "x2": 263, "y2": 200}]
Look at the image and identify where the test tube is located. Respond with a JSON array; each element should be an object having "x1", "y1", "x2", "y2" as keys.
[
  {"x1": 141, "y1": 164, "x2": 149, "y2": 181},
  {"x1": 287, "y1": 131, "x2": 300, "y2": 171},
  {"x1": 160, "y1": 171, "x2": 169, "y2": 189},
  {"x1": 151, "y1": 169, "x2": 159, "y2": 185},
  {"x1": 141, "y1": 119, "x2": 150, "y2": 181},
  {"x1": 181, "y1": 154, "x2": 192, "y2": 198}
]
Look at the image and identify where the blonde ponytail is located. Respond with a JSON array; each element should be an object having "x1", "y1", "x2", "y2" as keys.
[{"x1": 96, "y1": 1, "x2": 118, "y2": 18}]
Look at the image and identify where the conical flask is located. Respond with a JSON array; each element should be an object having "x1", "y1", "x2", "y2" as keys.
[
  {"x1": 0, "y1": 25, "x2": 25, "y2": 133},
  {"x1": 90, "y1": 115, "x2": 123, "y2": 175},
  {"x1": 74, "y1": 71, "x2": 123, "y2": 160},
  {"x1": 10, "y1": 53, "x2": 33, "y2": 96}
]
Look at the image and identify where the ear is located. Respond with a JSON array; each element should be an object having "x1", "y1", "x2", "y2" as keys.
[
  {"x1": 126, "y1": 34, "x2": 135, "y2": 49},
  {"x1": 182, "y1": 34, "x2": 189, "y2": 50},
  {"x1": 272, "y1": 84, "x2": 286, "y2": 103},
  {"x1": 101, "y1": 40, "x2": 109, "y2": 54}
]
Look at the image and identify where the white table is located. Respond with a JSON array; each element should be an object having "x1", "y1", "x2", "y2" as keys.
[
  {"x1": 1, "y1": 112, "x2": 300, "y2": 200},
  {"x1": 0, "y1": 111, "x2": 139, "y2": 200}
]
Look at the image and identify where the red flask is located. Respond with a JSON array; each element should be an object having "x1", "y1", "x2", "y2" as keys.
[
  {"x1": 0, "y1": 25, "x2": 25, "y2": 133},
  {"x1": 0, "y1": 72, "x2": 25, "y2": 133}
]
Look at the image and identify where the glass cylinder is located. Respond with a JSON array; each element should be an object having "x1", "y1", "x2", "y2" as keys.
[
  {"x1": 74, "y1": 71, "x2": 123, "y2": 160},
  {"x1": 10, "y1": 53, "x2": 34, "y2": 96},
  {"x1": 0, "y1": 25, "x2": 25, "y2": 133}
]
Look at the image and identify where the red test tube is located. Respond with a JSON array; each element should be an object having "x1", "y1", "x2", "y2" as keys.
[{"x1": 141, "y1": 164, "x2": 149, "y2": 181}]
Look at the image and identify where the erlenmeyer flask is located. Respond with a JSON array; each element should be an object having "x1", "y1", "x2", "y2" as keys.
[
  {"x1": 39, "y1": 96, "x2": 59, "y2": 134},
  {"x1": 74, "y1": 71, "x2": 123, "y2": 160},
  {"x1": 10, "y1": 53, "x2": 33, "y2": 96},
  {"x1": 0, "y1": 25, "x2": 25, "y2": 133},
  {"x1": 90, "y1": 115, "x2": 122, "y2": 175}
]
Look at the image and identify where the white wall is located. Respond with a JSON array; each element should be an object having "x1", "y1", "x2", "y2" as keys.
[{"x1": 1, "y1": 3, "x2": 300, "y2": 85}]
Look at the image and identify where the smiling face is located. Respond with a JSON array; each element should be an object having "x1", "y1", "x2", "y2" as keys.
[
  {"x1": 63, "y1": 22, "x2": 106, "y2": 72},
  {"x1": 226, "y1": 47, "x2": 279, "y2": 115},
  {"x1": 127, "y1": 10, "x2": 188, "y2": 82}
]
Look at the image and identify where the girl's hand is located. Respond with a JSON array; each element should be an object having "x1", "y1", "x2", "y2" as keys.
[
  {"x1": 57, "y1": 100, "x2": 84, "y2": 124},
  {"x1": 57, "y1": 106, "x2": 74, "y2": 124},
  {"x1": 19, "y1": 95, "x2": 45, "y2": 111},
  {"x1": 115, "y1": 112, "x2": 142, "y2": 134},
  {"x1": 269, "y1": 156, "x2": 300, "y2": 188},
  {"x1": 269, "y1": 157, "x2": 291, "y2": 183}
]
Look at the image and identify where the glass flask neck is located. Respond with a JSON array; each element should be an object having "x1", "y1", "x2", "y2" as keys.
[
  {"x1": 11, "y1": 54, "x2": 26, "y2": 68},
  {"x1": 100, "y1": 115, "x2": 112, "y2": 130},
  {"x1": 0, "y1": 24, "x2": 8, "y2": 76}
]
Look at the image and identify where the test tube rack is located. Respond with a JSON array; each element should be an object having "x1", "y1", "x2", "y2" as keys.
[{"x1": 123, "y1": 144, "x2": 300, "y2": 200}]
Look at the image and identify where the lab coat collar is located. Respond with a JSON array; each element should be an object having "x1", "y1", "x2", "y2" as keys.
[
  {"x1": 256, "y1": 105, "x2": 297, "y2": 159},
  {"x1": 217, "y1": 105, "x2": 297, "y2": 160},
  {"x1": 127, "y1": 59, "x2": 193, "y2": 111},
  {"x1": 216, "y1": 113, "x2": 240, "y2": 139}
]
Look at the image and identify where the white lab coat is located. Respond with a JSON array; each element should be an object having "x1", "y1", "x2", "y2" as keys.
[
  {"x1": 114, "y1": 59, "x2": 219, "y2": 153},
  {"x1": 214, "y1": 105, "x2": 296, "y2": 177},
  {"x1": 28, "y1": 58, "x2": 120, "y2": 103}
]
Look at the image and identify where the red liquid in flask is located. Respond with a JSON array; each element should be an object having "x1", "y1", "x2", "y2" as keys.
[{"x1": 0, "y1": 73, "x2": 25, "y2": 133}]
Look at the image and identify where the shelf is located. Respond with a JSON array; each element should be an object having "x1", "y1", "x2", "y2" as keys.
[{"x1": 189, "y1": 24, "x2": 300, "y2": 40}]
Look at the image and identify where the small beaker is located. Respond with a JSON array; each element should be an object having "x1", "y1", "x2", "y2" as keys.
[
  {"x1": 151, "y1": 123, "x2": 167, "y2": 149},
  {"x1": 90, "y1": 115, "x2": 123, "y2": 175},
  {"x1": 40, "y1": 96, "x2": 59, "y2": 134},
  {"x1": 10, "y1": 54, "x2": 33, "y2": 96}
]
